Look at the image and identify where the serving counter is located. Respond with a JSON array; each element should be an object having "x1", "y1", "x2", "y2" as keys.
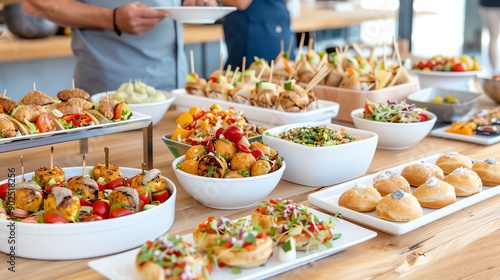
[{"x1": 0, "y1": 94, "x2": 498, "y2": 279}]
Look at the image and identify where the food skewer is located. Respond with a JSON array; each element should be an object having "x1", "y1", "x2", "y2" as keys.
[
  {"x1": 104, "y1": 146, "x2": 109, "y2": 169},
  {"x1": 269, "y1": 60, "x2": 275, "y2": 82},
  {"x1": 142, "y1": 162, "x2": 146, "y2": 175},
  {"x1": 82, "y1": 154, "x2": 87, "y2": 177},
  {"x1": 241, "y1": 56, "x2": 246, "y2": 82},
  {"x1": 230, "y1": 67, "x2": 240, "y2": 85},
  {"x1": 225, "y1": 64, "x2": 232, "y2": 80},
  {"x1": 294, "y1": 32, "x2": 306, "y2": 66},
  {"x1": 33, "y1": 82, "x2": 37, "y2": 91},
  {"x1": 3, "y1": 89, "x2": 6, "y2": 98},
  {"x1": 190, "y1": 50, "x2": 195, "y2": 73},
  {"x1": 305, "y1": 65, "x2": 330, "y2": 94},
  {"x1": 287, "y1": 35, "x2": 294, "y2": 57},
  {"x1": 21, "y1": 156, "x2": 25, "y2": 182},
  {"x1": 50, "y1": 146, "x2": 54, "y2": 170},
  {"x1": 280, "y1": 39, "x2": 285, "y2": 54}
]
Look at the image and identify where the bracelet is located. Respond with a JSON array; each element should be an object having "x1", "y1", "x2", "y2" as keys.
[{"x1": 113, "y1": 7, "x2": 122, "y2": 36}]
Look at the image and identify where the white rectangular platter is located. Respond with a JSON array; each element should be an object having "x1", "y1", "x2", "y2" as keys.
[
  {"x1": 88, "y1": 209, "x2": 376, "y2": 280},
  {"x1": 308, "y1": 153, "x2": 500, "y2": 235},
  {"x1": 430, "y1": 125, "x2": 500, "y2": 145},
  {"x1": 171, "y1": 89, "x2": 340, "y2": 127}
]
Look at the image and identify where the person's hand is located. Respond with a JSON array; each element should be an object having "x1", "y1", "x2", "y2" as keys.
[
  {"x1": 115, "y1": 2, "x2": 170, "y2": 35},
  {"x1": 183, "y1": 0, "x2": 218, "y2": 7}
]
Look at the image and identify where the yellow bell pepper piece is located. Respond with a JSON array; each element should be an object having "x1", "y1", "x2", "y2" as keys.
[
  {"x1": 176, "y1": 113, "x2": 193, "y2": 127},
  {"x1": 171, "y1": 125, "x2": 192, "y2": 141},
  {"x1": 445, "y1": 122, "x2": 476, "y2": 136},
  {"x1": 189, "y1": 106, "x2": 200, "y2": 116}
]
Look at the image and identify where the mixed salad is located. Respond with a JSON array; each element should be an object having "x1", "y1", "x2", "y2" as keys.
[{"x1": 361, "y1": 100, "x2": 429, "y2": 123}]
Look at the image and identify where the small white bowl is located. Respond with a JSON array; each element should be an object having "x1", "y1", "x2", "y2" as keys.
[
  {"x1": 91, "y1": 91, "x2": 175, "y2": 126},
  {"x1": 262, "y1": 122, "x2": 378, "y2": 187},
  {"x1": 172, "y1": 156, "x2": 285, "y2": 209},
  {"x1": 0, "y1": 167, "x2": 177, "y2": 260},
  {"x1": 410, "y1": 70, "x2": 480, "y2": 92},
  {"x1": 351, "y1": 108, "x2": 437, "y2": 150}
]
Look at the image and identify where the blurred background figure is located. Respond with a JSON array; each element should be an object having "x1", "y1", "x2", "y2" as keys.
[
  {"x1": 222, "y1": 0, "x2": 296, "y2": 69},
  {"x1": 479, "y1": 0, "x2": 500, "y2": 72}
]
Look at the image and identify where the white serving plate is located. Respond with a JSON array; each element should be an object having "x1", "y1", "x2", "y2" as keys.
[
  {"x1": 0, "y1": 111, "x2": 151, "y2": 145},
  {"x1": 88, "y1": 208, "x2": 377, "y2": 279},
  {"x1": 430, "y1": 126, "x2": 500, "y2": 145},
  {"x1": 152, "y1": 6, "x2": 236, "y2": 24},
  {"x1": 171, "y1": 89, "x2": 340, "y2": 127},
  {"x1": 308, "y1": 153, "x2": 500, "y2": 235},
  {"x1": 0, "y1": 167, "x2": 177, "y2": 260}
]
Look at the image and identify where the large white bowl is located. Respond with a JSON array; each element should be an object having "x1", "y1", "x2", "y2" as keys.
[
  {"x1": 351, "y1": 108, "x2": 437, "y2": 150},
  {"x1": 0, "y1": 167, "x2": 177, "y2": 260},
  {"x1": 172, "y1": 156, "x2": 285, "y2": 209},
  {"x1": 91, "y1": 91, "x2": 175, "y2": 126},
  {"x1": 410, "y1": 70, "x2": 480, "y2": 92},
  {"x1": 262, "y1": 122, "x2": 378, "y2": 187}
]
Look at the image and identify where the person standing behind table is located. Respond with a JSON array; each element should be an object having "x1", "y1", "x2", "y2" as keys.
[
  {"x1": 21, "y1": 1, "x2": 209, "y2": 95},
  {"x1": 479, "y1": 0, "x2": 500, "y2": 72},
  {"x1": 220, "y1": 0, "x2": 296, "y2": 69}
]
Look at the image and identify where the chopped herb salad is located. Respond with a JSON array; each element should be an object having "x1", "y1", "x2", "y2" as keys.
[{"x1": 272, "y1": 124, "x2": 361, "y2": 147}]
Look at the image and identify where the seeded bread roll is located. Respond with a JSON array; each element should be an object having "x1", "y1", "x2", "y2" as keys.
[
  {"x1": 376, "y1": 190, "x2": 423, "y2": 222},
  {"x1": 412, "y1": 177, "x2": 456, "y2": 208},
  {"x1": 443, "y1": 167, "x2": 483, "y2": 196},
  {"x1": 338, "y1": 183, "x2": 382, "y2": 212},
  {"x1": 471, "y1": 158, "x2": 500, "y2": 186},
  {"x1": 436, "y1": 152, "x2": 473, "y2": 174},
  {"x1": 372, "y1": 170, "x2": 411, "y2": 197},
  {"x1": 400, "y1": 162, "x2": 444, "y2": 186}
]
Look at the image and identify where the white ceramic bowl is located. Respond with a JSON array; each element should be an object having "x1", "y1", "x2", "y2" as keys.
[
  {"x1": 262, "y1": 122, "x2": 378, "y2": 187},
  {"x1": 410, "y1": 70, "x2": 480, "y2": 92},
  {"x1": 91, "y1": 91, "x2": 175, "y2": 126},
  {"x1": 172, "y1": 156, "x2": 285, "y2": 209},
  {"x1": 0, "y1": 167, "x2": 177, "y2": 260},
  {"x1": 478, "y1": 76, "x2": 500, "y2": 104},
  {"x1": 407, "y1": 87, "x2": 482, "y2": 122},
  {"x1": 351, "y1": 108, "x2": 437, "y2": 150}
]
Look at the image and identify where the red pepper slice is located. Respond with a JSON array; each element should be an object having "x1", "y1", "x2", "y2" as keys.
[{"x1": 235, "y1": 142, "x2": 251, "y2": 153}]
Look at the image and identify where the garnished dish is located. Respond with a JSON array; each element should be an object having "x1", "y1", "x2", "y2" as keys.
[
  {"x1": 412, "y1": 54, "x2": 481, "y2": 72},
  {"x1": 443, "y1": 107, "x2": 500, "y2": 137},
  {"x1": 360, "y1": 99, "x2": 429, "y2": 123},
  {"x1": 271, "y1": 124, "x2": 361, "y2": 146}
]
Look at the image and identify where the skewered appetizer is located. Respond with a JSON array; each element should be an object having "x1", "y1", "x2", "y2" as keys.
[
  {"x1": 43, "y1": 187, "x2": 81, "y2": 223},
  {"x1": 129, "y1": 168, "x2": 170, "y2": 203},
  {"x1": 13, "y1": 181, "x2": 44, "y2": 215},
  {"x1": 185, "y1": 72, "x2": 208, "y2": 97},
  {"x1": 205, "y1": 75, "x2": 234, "y2": 101},
  {"x1": 108, "y1": 186, "x2": 140, "y2": 213},
  {"x1": 0, "y1": 97, "x2": 19, "y2": 114},
  {"x1": 249, "y1": 81, "x2": 279, "y2": 108},
  {"x1": 33, "y1": 166, "x2": 65, "y2": 190},
  {"x1": 19, "y1": 90, "x2": 57, "y2": 106},
  {"x1": 0, "y1": 113, "x2": 27, "y2": 137},
  {"x1": 276, "y1": 79, "x2": 316, "y2": 112},
  {"x1": 91, "y1": 163, "x2": 123, "y2": 186},
  {"x1": 136, "y1": 234, "x2": 213, "y2": 280},
  {"x1": 66, "y1": 176, "x2": 99, "y2": 202},
  {"x1": 56, "y1": 87, "x2": 91, "y2": 102}
]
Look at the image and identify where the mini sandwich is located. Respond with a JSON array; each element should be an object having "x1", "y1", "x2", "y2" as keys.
[
  {"x1": 185, "y1": 72, "x2": 208, "y2": 97},
  {"x1": 249, "y1": 81, "x2": 279, "y2": 108},
  {"x1": 11, "y1": 104, "x2": 64, "y2": 134},
  {"x1": 205, "y1": 75, "x2": 234, "y2": 101},
  {"x1": 0, "y1": 114, "x2": 28, "y2": 138},
  {"x1": 19, "y1": 90, "x2": 57, "y2": 106},
  {"x1": 56, "y1": 88, "x2": 91, "y2": 102},
  {"x1": 88, "y1": 96, "x2": 132, "y2": 123},
  {"x1": 0, "y1": 97, "x2": 19, "y2": 115}
]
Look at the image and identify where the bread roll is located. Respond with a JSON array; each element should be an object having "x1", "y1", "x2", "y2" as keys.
[
  {"x1": 443, "y1": 167, "x2": 483, "y2": 196},
  {"x1": 436, "y1": 152, "x2": 473, "y2": 174},
  {"x1": 471, "y1": 158, "x2": 500, "y2": 186},
  {"x1": 400, "y1": 162, "x2": 444, "y2": 186},
  {"x1": 372, "y1": 170, "x2": 411, "y2": 196},
  {"x1": 412, "y1": 176, "x2": 456, "y2": 208},
  {"x1": 338, "y1": 183, "x2": 382, "y2": 212},
  {"x1": 376, "y1": 190, "x2": 423, "y2": 222}
]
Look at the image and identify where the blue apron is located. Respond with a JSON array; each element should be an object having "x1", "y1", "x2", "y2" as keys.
[
  {"x1": 72, "y1": 0, "x2": 187, "y2": 94},
  {"x1": 223, "y1": 0, "x2": 295, "y2": 69}
]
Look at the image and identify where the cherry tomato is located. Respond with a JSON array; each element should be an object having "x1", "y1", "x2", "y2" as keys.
[
  {"x1": 0, "y1": 182, "x2": 9, "y2": 198},
  {"x1": 425, "y1": 60, "x2": 437, "y2": 69},
  {"x1": 106, "y1": 177, "x2": 124, "y2": 190},
  {"x1": 419, "y1": 113, "x2": 428, "y2": 122},
  {"x1": 83, "y1": 215, "x2": 104, "y2": 222},
  {"x1": 134, "y1": 186, "x2": 151, "y2": 206},
  {"x1": 251, "y1": 149, "x2": 265, "y2": 159},
  {"x1": 152, "y1": 189, "x2": 169, "y2": 203},
  {"x1": 417, "y1": 60, "x2": 427, "y2": 70},
  {"x1": 114, "y1": 101, "x2": 125, "y2": 120},
  {"x1": 43, "y1": 212, "x2": 67, "y2": 224},
  {"x1": 235, "y1": 142, "x2": 251, "y2": 153},
  {"x1": 36, "y1": 112, "x2": 56, "y2": 133},
  {"x1": 269, "y1": 198, "x2": 279, "y2": 204},
  {"x1": 96, "y1": 181, "x2": 106, "y2": 191},
  {"x1": 206, "y1": 139, "x2": 215, "y2": 153},
  {"x1": 215, "y1": 127, "x2": 225, "y2": 139},
  {"x1": 92, "y1": 200, "x2": 110, "y2": 219},
  {"x1": 79, "y1": 198, "x2": 92, "y2": 207},
  {"x1": 44, "y1": 181, "x2": 65, "y2": 193},
  {"x1": 108, "y1": 207, "x2": 135, "y2": 219},
  {"x1": 209, "y1": 76, "x2": 218, "y2": 83},
  {"x1": 222, "y1": 126, "x2": 244, "y2": 142},
  {"x1": 451, "y1": 62, "x2": 467, "y2": 72}
]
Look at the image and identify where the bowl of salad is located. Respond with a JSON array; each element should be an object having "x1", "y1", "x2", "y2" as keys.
[{"x1": 351, "y1": 100, "x2": 437, "y2": 150}]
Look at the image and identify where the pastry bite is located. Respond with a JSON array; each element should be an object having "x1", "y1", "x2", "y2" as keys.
[
  {"x1": 412, "y1": 176, "x2": 456, "y2": 208},
  {"x1": 376, "y1": 190, "x2": 423, "y2": 222},
  {"x1": 211, "y1": 219, "x2": 273, "y2": 268},
  {"x1": 251, "y1": 198, "x2": 297, "y2": 234},
  {"x1": 436, "y1": 152, "x2": 473, "y2": 174},
  {"x1": 193, "y1": 215, "x2": 233, "y2": 252},
  {"x1": 471, "y1": 158, "x2": 500, "y2": 186},
  {"x1": 372, "y1": 170, "x2": 411, "y2": 197},
  {"x1": 136, "y1": 234, "x2": 212, "y2": 280},
  {"x1": 443, "y1": 167, "x2": 483, "y2": 196},
  {"x1": 338, "y1": 182, "x2": 382, "y2": 212},
  {"x1": 400, "y1": 161, "x2": 444, "y2": 186}
]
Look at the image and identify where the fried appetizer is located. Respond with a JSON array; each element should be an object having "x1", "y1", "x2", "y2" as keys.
[
  {"x1": 56, "y1": 88, "x2": 90, "y2": 101},
  {"x1": 136, "y1": 234, "x2": 212, "y2": 280},
  {"x1": 66, "y1": 176, "x2": 99, "y2": 202},
  {"x1": 91, "y1": 163, "x2": 122, "y2": 185},
  {"x1": 273, "y1": 205, "x2": 340, "y2": 251},
  {"x1": 197, "y1": 153, "x2": 228, "y2": 178},
  {"x1": 436, "y1": 152, "x2": 473, "y2": 174},
  {"x1": 12, "y1": 104, "x2": 47, "y2": 123},
  {"x1": 130, "y1": 169, "x2": 169, "y2": 202},
  {"x1": 14, "y1": 181, "x2": 44, "y2": 212},
  {"x1": 20, "y1": 90, "x2": 57, "y2": 105},
  {"x1": 44, "y1": 187, "x2": 81, "y2": 222},
  {"x1": 193, "y1": 215, "x2": 233, "y2": 252},
  {"x1": 443, "y1": 167, "x2": 483, "y2": 196},
  {"x1": 211, "y1": 219, "x2": 273, "y2": 268},
  {"x1": 108, "y1": 186, "x2": 140, "y2": 212},
  {"x1": 277, "y1": 80, "x2": 315, "y2": 112},
  {"x1": 0, "y1": 98, "x2": 18, "y2": 114},
  {"x1": 0, "y1": 114, "x2": 18, "y2": 138},
  {"x1": 372, "y1": 170, "x2": 411, "y2": 197},
  {"x1": 251, "y1": 199, "x2": 296, "y2": 234},
  {"x1": 400, "y1": 162, "x2": 445, "y2": 186},
  {"x1": 33, "y1": 166, "x2": 65, "y2": 190}
]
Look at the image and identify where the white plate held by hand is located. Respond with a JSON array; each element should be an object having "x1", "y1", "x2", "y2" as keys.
[{"x1": 152, "y1": 6, "x2": 237, "y2": 24}]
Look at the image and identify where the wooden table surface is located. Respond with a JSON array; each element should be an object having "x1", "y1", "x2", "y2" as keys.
[{"x1": 0, "y1": 95, "x2": 499, "y2": 279}]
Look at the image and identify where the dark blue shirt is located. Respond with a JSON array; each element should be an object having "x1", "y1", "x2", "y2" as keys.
[{"x1": 479, "y1": 0, "x2": 500, "y2": 7}]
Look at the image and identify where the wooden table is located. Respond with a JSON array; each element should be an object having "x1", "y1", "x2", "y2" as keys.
[{"x1": 0, "y1": 96, "x2": 499, "y2": 279}]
